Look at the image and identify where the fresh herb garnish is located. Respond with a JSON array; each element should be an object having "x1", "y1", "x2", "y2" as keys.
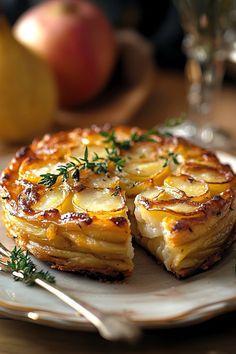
[
  {"x1": 8, "y1": 247, "x2": 55, "y2": 285},
  {"x1": 160, "y1": 152, "x2": 180, "y2": 168},
  {"x1": 101, "y1": 128, "x2": 160, "y2": 150},
  {"x1": 39, "y1": 145, "x2": 125, "y2": 188},
  {"x1": 39, "y1": 160, "x2": 80, "y2": 188},
  {"x1": 105, "y1": 146, "x2": 126, "y2": 172},
  {"x1": 130, "y1": 128, "x2": 160, "y2": 143},
  {"x1": 71, "y1": 146, "x2": 109, "y2": 174},
  {"x1": 39, "y1": 161, "x2": 80, "y2": 188},
  {"x1": 39, "y1": 127, "x2": 177, "y2": 188},
  {"x1": 101, "y1": 131, "x2": 132, "y2": 150}
]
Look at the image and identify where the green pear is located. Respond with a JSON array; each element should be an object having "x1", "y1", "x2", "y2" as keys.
[{"x1": 0, "y1": 17, "x2": 57, "y2": 143}]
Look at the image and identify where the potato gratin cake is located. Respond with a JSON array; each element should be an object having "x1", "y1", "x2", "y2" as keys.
[{"x1": 1, "y1": 126, "x2": 236, "y2": 279}]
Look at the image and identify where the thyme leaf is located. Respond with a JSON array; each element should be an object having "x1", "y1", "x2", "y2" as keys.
[
  {"x1": 100, "y1": 128, "x2": 160, "y2": 150},
  {"x1": 105, "y1": 146, "x2": 125, "y2": 172},
  {"x1": 8, "y1": 247, "x2": 55, "y2": 285},
  {"x1": 39, "y1": 173, "x2": 59, "y2": 188},
  {"x1": 100, "y1": 131, "x2": 132, "y2": 150},
  {"x1": 130, "y1": 128, "x2": 160, "y2": 143},
  {"x1": 160, "y1": 152, "x2": 180, "y2": 168}
]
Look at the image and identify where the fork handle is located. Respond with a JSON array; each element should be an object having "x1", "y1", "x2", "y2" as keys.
[{"x1": 34, "y1": 278, "x2": 140, "y2": 342}]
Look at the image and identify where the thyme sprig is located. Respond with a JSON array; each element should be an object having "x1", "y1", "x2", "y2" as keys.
[
  {"x1": 100, "y1": 130, "x2": 131, "y2": 150},
  {"x1": 100, "y1": 128, "x2": 160, "y2": 151},
  {"x1": 105, "y1": 146, "x2": 125, "y2": 172},
  {"x1": 39, "y1": 161, "x2": 80, "y2": 188},
  {"x1": 39, "y1": 127, "x2": 179, "y2": 188},
  {"x1": 130, "y1": 128, "x2": 160, "y2": 143},
  {"x1": 8, "y1": 247, "x2": 55, "y2": 285},
  {"x1": 39, "y1": 146, "x2": 125, "y2": 188},
  {"x1": 160, "y1": 152, "x2": 180, "y2": 168}
]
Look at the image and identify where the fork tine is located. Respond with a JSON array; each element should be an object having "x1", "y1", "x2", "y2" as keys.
[{"x1": 0, "y1": 242, "x2": 11, "y2": 258}]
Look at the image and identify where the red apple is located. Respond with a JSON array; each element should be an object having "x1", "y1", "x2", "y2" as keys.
[{"x1": 14, "y1": 0, "x2": 117, "y2": 107}]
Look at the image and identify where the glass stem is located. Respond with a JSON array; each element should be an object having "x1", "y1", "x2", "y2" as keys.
[{"x1": 186, "y1": 55, "x2": 225, "y2": 142}]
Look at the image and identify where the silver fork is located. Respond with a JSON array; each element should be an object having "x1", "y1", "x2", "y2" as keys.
[{"x1": 0, "y1": 242, "x2": 141, "y2": 342}]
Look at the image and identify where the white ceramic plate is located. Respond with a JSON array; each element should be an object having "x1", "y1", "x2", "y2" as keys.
[{"x1": 0, "y1": 152, "x2": 236, "y2": 331}]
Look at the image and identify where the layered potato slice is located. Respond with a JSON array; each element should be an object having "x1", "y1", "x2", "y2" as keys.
[
  {"x1": 134, "y1": 172, "x2": 236, "y2": 278},
  {"x1": 1, "y1": 126, "x2": 236, "y2": 279}
]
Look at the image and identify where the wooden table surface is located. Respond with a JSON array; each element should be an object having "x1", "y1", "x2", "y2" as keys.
[{"x1": 1, "y1": 69, "x2": 236, "y2": 354}]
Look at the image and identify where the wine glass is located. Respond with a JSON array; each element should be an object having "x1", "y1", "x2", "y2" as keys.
[{"x1": 173, "y1": 0, "x2": 235, "y2": 149}]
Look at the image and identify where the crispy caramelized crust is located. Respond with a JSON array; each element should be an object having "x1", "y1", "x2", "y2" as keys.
[{"x1": 1, "y1": 126, "x2": 236, "y2": 279}]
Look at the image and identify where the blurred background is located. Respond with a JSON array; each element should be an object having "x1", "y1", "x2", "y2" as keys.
[
  {"x1": 1, "y1": 0, "x2": 236, "y2": 148},
  {"x1": 2, "y1": 0, "x2": 186, "y2": 69}
]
